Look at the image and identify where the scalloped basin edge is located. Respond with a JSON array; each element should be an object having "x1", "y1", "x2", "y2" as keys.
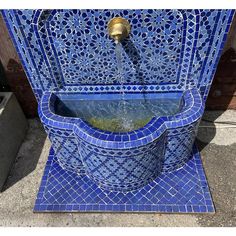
[{"x1": 39, "y1": 88, "x2": 204, "y2": 191}]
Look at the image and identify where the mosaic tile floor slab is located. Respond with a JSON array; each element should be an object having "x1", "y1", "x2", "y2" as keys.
[{"x1": 34, "y1": 144, "x2": 214, "y2": 213}]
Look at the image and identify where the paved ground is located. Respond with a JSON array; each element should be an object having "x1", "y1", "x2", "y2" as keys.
[{"x1": 0, "y1": 110, "x2": 235, "y2": 227}]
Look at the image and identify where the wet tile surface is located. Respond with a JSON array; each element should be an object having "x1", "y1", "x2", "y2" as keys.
[{"x1": 34, "y1": 144, "x2": 214, "y2": 213}]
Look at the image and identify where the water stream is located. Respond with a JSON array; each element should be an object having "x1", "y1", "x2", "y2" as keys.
[
  {"x1": 55, "y1": 43, "x2": 182, "y2": 133},
  {"x1": 115, "y1": 42, "x2": 134, "y2": 131}
]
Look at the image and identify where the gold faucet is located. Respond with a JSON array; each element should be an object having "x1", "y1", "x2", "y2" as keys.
[{"x1": 108, "y1": 17, "x2": 131, "y2": 44}]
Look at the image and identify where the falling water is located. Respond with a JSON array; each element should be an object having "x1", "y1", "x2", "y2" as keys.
[{"x1": 115, "y1": 42, "x2": 134, "y2": 131}]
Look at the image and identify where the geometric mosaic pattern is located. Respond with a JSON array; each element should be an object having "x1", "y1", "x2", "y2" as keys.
[
  {"x1": 79, "y1": 134, "x2": 165, "y2": 191},
  {"x1": 47, "y1": 133, "x2": 85, "y2": 175},
  {"x1": 37, "y1": 10, "x2": 183, "y2": 86},
  {"x1": 1, "y1": 10, "x2": 234, "y2": 100},
  {"x1": 163, "y1": 129, "x2": 197, "y2": 172},
  {"x1": 34, "y1": 144, "x2": 214, "y2": 213}
]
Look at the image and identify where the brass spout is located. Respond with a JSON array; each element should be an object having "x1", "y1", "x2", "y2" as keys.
[{"x1": 108, "y1": 17, "x2": 131, "y2": 43}]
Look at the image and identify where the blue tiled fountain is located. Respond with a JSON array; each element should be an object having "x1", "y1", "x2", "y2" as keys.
[{"x1": 2, "y1": 9, "x2": 234, "y2": 213}]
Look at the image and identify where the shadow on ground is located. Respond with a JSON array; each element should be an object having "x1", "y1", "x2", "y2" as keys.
[
  {"x1": 1, "y1": 118, "x2": 46, "y2": 192},
  {"x1": 196, "y1": 111, "x2": 220, "y2": 152},
  {"x1": 196, "y1": 142, "x2": 236, "y2": 227}
]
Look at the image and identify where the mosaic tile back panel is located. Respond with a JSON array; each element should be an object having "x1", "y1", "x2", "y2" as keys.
[{"x1": 1, "y1": 10, "x2": 234, "y2": 100}]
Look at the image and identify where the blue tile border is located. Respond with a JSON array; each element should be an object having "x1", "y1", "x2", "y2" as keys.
[{"x1": 34, "y1": 144, "x2": 215, "y2": 213}]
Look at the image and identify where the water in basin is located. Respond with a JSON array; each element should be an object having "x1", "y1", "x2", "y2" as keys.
[{"x1": 55, "y1": 92, "x2": 182, "y2": 132}]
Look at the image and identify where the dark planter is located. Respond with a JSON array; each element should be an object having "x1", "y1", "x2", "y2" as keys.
[{"x1": 0, "y1": 92, "x2": 28, "y2": 190}]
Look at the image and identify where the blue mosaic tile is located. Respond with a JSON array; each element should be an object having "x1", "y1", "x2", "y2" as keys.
[
  {"x1": 1, "y1": 10, "x2": 234, "y2": 97},
  {"x1": 34, "y1": 144, "x2": 214, "y2": 213},
  {"x1": 2, "y1": 9, "x2": 233, "y2": 212},
  {"x1": 35, "y1": 88, "x2": 204, "y2": 191}
]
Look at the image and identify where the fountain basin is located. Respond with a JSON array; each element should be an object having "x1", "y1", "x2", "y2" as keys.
[{"x1": 39, "y1": 87, "x2": 204, "y2": 191}]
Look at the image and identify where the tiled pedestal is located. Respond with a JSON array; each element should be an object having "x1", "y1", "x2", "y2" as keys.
[{"x1": 34, "y1": 144, "x2": 214, "y2": 213}]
